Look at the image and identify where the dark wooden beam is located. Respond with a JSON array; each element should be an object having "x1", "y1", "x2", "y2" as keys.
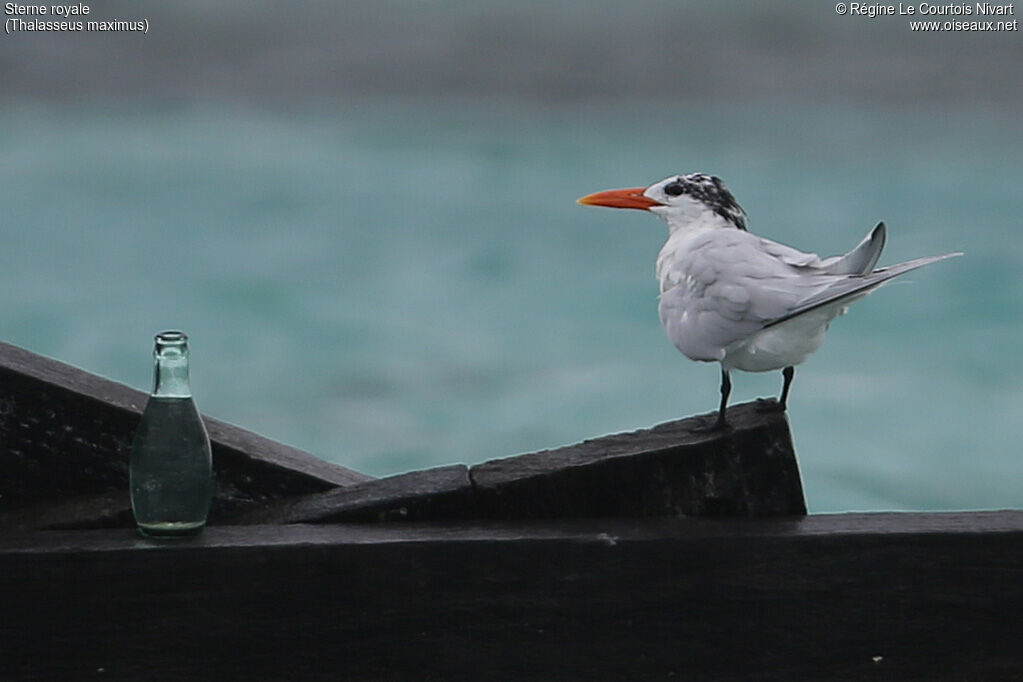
[
  {"x1": 0, "y1": 340, "x2": 370, "y2": 528},
  {"x1": 227, "y1": 464, "x2": 477, "y2": 524},
  {"x1": 1, "y1": 512, "x2": 1020, "y2": 681},
  {"x1": 225, "y1": 399, "x2": 805, "y2": 525},
  {"x1": 470, "y1": 398, "x2": 804, "y2": 519}
]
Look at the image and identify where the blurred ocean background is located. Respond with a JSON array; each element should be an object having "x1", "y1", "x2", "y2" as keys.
[{"x1": 2, "y1": 1, "x2": 1021, "y2": 512}]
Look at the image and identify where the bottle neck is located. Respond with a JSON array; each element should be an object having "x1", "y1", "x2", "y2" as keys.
[{"x1": 152, "y1": 332, "x2": 192, "y2": 398}]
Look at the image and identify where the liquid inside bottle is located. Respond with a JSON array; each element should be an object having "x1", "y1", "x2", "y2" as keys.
[{"x1": 130, "y1": 331, "x2": 213, "y2": 537}]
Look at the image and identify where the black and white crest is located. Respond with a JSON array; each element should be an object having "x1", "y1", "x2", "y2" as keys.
[{"x1": 664, "y1": 173, "x2": 747, "y2": 230}]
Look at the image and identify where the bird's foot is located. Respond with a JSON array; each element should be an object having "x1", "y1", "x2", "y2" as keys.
[
  {"x1": 691, "y1": 411, "x2": 729, "y2": 433},
  {"x1": 755, "y1": 397, "x2": 786, "y2": 413}
]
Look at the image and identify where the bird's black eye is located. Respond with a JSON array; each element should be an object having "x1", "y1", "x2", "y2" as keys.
[{"x1": 664, "y1": 181, "x2": 684, "y2": 197}]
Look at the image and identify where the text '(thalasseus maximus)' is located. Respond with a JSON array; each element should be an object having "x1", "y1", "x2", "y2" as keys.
[{"x1": 579, "y1": 173, "x2": 961, "y2": 430}]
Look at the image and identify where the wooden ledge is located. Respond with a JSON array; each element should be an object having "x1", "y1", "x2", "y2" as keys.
[
  {"x1": 224, "y1": 400, "x2": 806, "y2": 525},
  {"x1": 1, "y1": 512, "x2": 1020, "y2": 681}
]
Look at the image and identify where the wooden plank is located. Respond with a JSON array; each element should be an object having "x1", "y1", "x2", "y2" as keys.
[
  {"x1": 0, "y1": 512, "x2": 1020, "y2": 681},
  {"x1": 0, "y1": 490, "x2": 133, "y2": 531},
  {"x1": 470, "y1": 399, "x2": 805, "y2": 519},
  {"x1": 0, "y1": 340, "x2": 370, "y2": 528},
  {"x1": 221, "y1": 400, "x2": 805, "y2": 525},
  {"x1": 226, "y1": 465, "x2": 476, "y2": 524}
]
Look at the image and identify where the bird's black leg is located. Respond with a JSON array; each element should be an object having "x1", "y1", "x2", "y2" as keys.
[
  {"x1": 717, "y1": 368, "x2": 732, "y2": 426},
  {"x1": 696, "y1": 367, "x2": 731, "y2": 431},
  {"x1": 757, "y1": 366, "x2": 795, "y2": 413},
  {"x1": 778, "y1": 366, "x2": 795, "y2": 410}
]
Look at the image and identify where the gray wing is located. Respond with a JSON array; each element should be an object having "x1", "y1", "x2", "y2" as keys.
[
  {"x1": 658, "y1": 230, "x2": 835, "y2": 360},
  {"x1": 817, "y1": 222, "x2": 887, "y2": 275},
  {"x1": 658, "y1": 228, "x2": 960, "y2": 361},
  {"x1": 763, "y1": 252, "x2": 962, "y2": 329},
  {"x1": 760, "y1": 222, "x2": 887, "y2": 275}
]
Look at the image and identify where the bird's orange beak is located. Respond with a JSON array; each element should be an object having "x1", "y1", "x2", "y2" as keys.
[{"x1": 577, "y1": 187, "x2": 662, "y2": 211}]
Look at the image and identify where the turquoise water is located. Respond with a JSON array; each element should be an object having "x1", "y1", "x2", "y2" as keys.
[{"x1": 2, "y1": 98, "x2": 1020, "y2": 512}]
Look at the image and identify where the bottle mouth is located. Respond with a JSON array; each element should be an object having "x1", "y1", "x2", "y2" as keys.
[
  {"x1": 155, "y1": 330, "x2": 189, "y2": 357},
  {"x1": 156, "y1": 330, "x2": 188, "y2": 345}
]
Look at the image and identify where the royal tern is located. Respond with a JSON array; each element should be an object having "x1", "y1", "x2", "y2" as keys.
[{"x1": 578, "y1": 173, "x2": 961, "y2": 429}]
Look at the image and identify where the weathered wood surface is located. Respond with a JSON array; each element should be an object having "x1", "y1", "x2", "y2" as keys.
[
  {"x1": 0, "y1": 490, "x2": 134, "y2": 531},
  {"x1": 471, "y1": 399, "x2": 803, "y2": 519},
  {"x1": 228, "y1": 464, "x2": 477, "y2": 524},
  {"x1": 0, "y1": 340, "x2": 371, "y2": 528},
  {"x1": 1, "y1": 512, "x2": 1021, "y2": 681},
  {"x1": 227, "y1": 400, "x2": 805, "y2": 525}
]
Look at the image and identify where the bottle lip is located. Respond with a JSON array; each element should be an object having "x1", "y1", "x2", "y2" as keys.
[{"x1": 155, "y1": 330, "x2": 188, "y2": 345}]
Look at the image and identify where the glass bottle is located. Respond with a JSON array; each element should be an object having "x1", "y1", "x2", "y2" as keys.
[{"x1": 130, "y1": 331, "x2": 213, "y2": 537}]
